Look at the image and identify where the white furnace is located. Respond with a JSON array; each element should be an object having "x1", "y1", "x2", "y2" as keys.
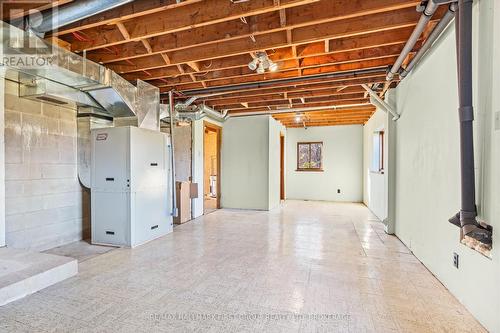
[{"x1": 91, "y1": 126, "x2": 173, "y2": 247}]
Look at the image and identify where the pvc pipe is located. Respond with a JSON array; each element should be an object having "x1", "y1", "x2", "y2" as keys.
[
  {"x1": 457, "y1": 0, "x2": 476, "y2": 233},
  {"x1": 448, "y1": 0, "x2": 491, "y2": 244},
  {"x1": 401, "y1": 3, "x2": 457, "y2": 78},
  {"x1": 386, "y1": 0, "x2": 440, "y2": 81},
  {"x1": 168, "y1": 91, "x2": 178, "y2": 218},
  {"x1": 361, "y1": 84, "x2": 399, "y2": 120}
]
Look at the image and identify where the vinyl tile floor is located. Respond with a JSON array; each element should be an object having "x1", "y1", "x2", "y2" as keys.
[{"x1": 0, "y1": 201, "x2": 485, "y2": 332}]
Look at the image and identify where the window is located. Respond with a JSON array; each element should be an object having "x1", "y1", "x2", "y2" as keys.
[
  {"x1": 297, "y1": 142, "x2": 323, "y2": 171},
  {"x1": 371, "y1": 131, "x2": 384, "y2": 173}
]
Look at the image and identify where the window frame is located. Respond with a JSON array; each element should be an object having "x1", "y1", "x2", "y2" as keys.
[
  {"x1": 371, "y1": 131, "x2": 385, "y2": 174},
  {"x1": 296, "y1": 141, "x2": 324, "y2": 172}
]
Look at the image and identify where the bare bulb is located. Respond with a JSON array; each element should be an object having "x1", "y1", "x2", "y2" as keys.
[{"x1": 248, "y1": 59, "x2": 258, "y2": 71}]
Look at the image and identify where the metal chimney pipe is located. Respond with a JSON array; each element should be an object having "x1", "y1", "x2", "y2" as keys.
[{"x1": 20, "y1": 0, "x2": 133, "y2": 35}]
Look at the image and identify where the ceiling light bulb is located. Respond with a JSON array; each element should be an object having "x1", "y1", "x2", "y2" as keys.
[
  {"x1": 248, "y1": 58, "x2": 258, "y2": 71},
  {"x1": 257, "y1": 63, "x2": 265, "y2": 74},
  {"x1": 269, "y1": 62, "x2": 278, "y2": 72},
  {"x1": 295, "y1": 114, "x2": 302, "y2": 123}
]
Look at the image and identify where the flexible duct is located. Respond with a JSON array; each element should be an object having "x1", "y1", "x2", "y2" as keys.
[{"x1": 199, "y1": 104, "x2": 228, "y2": 121}]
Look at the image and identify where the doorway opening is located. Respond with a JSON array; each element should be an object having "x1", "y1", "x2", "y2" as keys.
[
  {"x1": 203, "y1": 122, "x2": 222, "y2": 214},
  {"x1": 280, "y1": 134, "x2": 285, "y2": 201}
]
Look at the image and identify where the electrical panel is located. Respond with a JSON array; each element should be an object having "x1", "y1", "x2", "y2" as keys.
[{"x1": 91, "y1": 126, "x2": 173, "y2": 247}]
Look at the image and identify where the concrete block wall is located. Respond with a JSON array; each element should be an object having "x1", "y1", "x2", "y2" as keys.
[{"x1": 3, "y1": 79, "x2": 88, "y2": 251}]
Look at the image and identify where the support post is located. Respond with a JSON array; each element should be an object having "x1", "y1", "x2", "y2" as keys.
[{"x1": 169, "y1": 91, "x2": 178, "y2": 218}]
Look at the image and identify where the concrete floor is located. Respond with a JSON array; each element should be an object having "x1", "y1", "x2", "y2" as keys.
[
  {"x1": 43, "y1": 240, "x2": 116, "y2": 263},
  {"x1": 204, "y1": 196, "x2": 218, "y2": 215},
  {"x1": 0, "y1": 201, "x2": 484, "y2": 332}
]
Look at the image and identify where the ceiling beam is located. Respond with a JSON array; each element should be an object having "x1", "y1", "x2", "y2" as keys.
[
  {"x1": 79, "y1": 2, "x2": 423, "y2": 64},
  {"x1": 225, "y1": 98, "x2": 370, "y2": 113},
  {"x1": 51, "y1": 0, "x2": 200, "y2": 36},
  {"x1": 65, "y1": 0, "x2": 320, "y2": 52},
  {"x1": 206, "y1": 86, "x2": 367, "y2": 106},
  {"x1": 165, "y1": 57, "x2": 396, "y2": 92},
  {"x1": 137, "y1": 44, "x2": 405, "y2": 85}
]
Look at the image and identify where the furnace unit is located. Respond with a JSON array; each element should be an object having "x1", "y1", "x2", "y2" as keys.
[{"x1": 90, "y1": 126, "x2": 173, "y2": 247}]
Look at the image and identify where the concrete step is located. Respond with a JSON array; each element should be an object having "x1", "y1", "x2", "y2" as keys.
[{"x1": 0, "y1": 247, "x2": 77, "y2": 306}]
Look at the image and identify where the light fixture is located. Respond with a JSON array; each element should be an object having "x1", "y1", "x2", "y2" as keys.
[
  {"x1": 248, "y1": 51, "x2": 279, "y2": 73},
  {"x1": 269, "y1": 62, "x2": 279, "y2": 72},
  {"x1": 295, "y1": 113, "x2": 302, "y2": 123},
  {"x1": 248, "y1": 58, "x2": 258, "y2": 71},
  {"x1": 256, "y1": 63, "x2": 265, "y2": 74}
]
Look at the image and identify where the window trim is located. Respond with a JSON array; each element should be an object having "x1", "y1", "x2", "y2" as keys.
[
  {"x1": 371, "y1": 131, "x2": 385, "y2": 174},
  {"x1": 296, "y1": 141, "x2": 324, "y2": 172}
]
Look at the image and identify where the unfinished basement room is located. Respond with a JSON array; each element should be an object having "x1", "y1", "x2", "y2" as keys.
[{"x1": 0, "y1": 0, "x2": 498, "y2": 332}]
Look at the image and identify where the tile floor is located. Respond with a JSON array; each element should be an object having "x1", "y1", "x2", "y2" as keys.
[{"x1": 0, "y1": 201, "x2": 485, "y2": 332}]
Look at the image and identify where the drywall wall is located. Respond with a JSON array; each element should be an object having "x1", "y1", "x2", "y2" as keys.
[
  {"x1": 363, "y1": 108, "x2": 388, "y2": 220},
  {"x1": 286, "y1": 125, "x2": 363, "y2": 202},
  {"x1": 3, "y1": 79, "x2": 87, "y2": 251},
  {"x1": 0, "y1": 77, "x2": 4, "y2": 247},
  {"x1": 192, "y1": 118, "x2": 222, "y2": 218},
  {"x1": 221, "y1": 116, "x2": 270, "y2": 210},
  {"x1": 390, "y1": 1, "x2": 500, "y2": 331},
  {"x1": 268, "y1": 117, "x2": 285, "y2": 210},
  {"x1": 173, "y1": 125, "x2": 192, "y2": 182}
]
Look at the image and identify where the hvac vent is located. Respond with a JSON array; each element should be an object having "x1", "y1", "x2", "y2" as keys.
[{"x1": 36, "y1": 96, "x2": 69, "y2": 105}]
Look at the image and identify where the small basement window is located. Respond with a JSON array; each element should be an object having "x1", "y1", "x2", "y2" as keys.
[
  {"x1": 297, "y1": 142, "x2": 323, "y2": 171},
  {"x1": 371, "y1": 131, "x2": 384, "y2": 173}
]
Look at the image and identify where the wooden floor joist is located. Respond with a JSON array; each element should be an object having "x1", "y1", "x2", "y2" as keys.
[{"x1": 22, "y1": 0, "x2": 447, "y2": 127}]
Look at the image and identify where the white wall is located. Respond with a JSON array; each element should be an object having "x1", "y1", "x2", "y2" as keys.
[
  {"x1": 286, "y1": 125, "x2": 363, "y2": 202},
  {"x1": 363, "y1": 108, "x2": 388, "y2": 220},
  {"x1": 389, "y1": 1, "x2": 500, "y2": 331},
  {"x1": 220, "y1": 115, "x2": 283, "y2": 211},
  {"x1": 191, "y1": 117, "x2": 222, "y2": 218},
  {"x1": 221, "y1": 116, "x2": 269, "y2": 210}
]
